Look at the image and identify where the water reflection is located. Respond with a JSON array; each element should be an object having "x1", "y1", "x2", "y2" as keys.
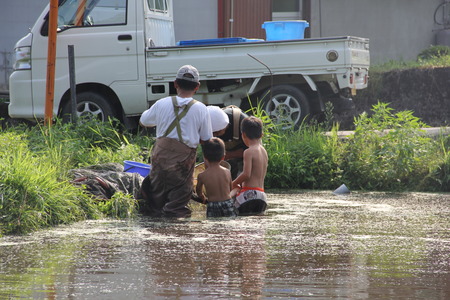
[
  {"x1": 141, "y1": 219, "x2": 267, "y2": 298},
  {"x1": 0, "y1": 191, "x2": 449, "y2": 299}
]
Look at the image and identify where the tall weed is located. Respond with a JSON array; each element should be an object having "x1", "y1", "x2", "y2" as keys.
[
  {"x1": 417, "y1": 134, "x2": 450, "y2": 192},
  {"x1": 0, "y1": 145, "x2": 99, "y2": 235},
  {"x1": 97, "y1": 192, "x2": 138, "y2": 219},
  {"x1": 0, "y1": 119, "x2": 152, "y2": 235},
  {"x1": 250, "y1": 100, "x2": 340, "y2": 189},
  {"x1": 341, "y1": 102, "x2": 440, "y2": 190},
  {"x1": 264, "y1": 124, "x2": 340, "y2": 189}
]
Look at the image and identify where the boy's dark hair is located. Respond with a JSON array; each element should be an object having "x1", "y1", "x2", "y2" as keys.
[
  {"x1": 175, "y1": 78, "x2": 199, "y2": 91},
  {"x1": 241, "y1": 116, "x2": 263, "y2": 139},
  {"x1": 202, "y1": 137, "x2": 225, "y2": 162}
]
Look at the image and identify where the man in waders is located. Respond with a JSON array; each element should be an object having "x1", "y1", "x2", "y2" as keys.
[
  {"x1": 207, "y1": 105, "x2": 248, "y2": 179},
  {"x1": 139, "y1": 65, "x2": 212, "y2": 217}
]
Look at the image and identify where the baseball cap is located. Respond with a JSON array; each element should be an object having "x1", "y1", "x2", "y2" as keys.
[
  {"x1": 176, "y1": 65, "x2": 200, "y2": 83},
  {"x1": 207, "y1": 106, "x2": 229, "y2": 132}
]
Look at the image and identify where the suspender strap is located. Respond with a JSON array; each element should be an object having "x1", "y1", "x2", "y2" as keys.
[
  {"x1": 164, "y1": 96, "x2": 197, "y2": 143},
  {"x1": 231, "y1": 106, "x2": 241, "y2": 140}
]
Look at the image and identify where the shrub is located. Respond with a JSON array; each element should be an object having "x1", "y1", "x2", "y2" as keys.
[
  {"x1": 341, "y1": 102, "x2": 440, "y2": 191},
  {"x1": 417, "y1": 45, "x2": 450, "y2": 61}
]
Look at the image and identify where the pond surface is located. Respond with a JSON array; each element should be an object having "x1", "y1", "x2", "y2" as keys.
[{"x1": 1, "y1": 191, "x2": 449, "y2": 299}]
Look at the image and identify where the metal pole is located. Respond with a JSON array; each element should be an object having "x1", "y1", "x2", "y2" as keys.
[
  {"x1": 68, "y1": 45, "x2": 78, "y2": 123},
  {"x1": 302, "y1": 0, "x2": 311, "y2": 38},
  {"x1": 44, "y1": 0, "x2": 59, "y2": 126},
  {"x1": 229, "y1": 0, "x2": 234, "y2": 37}
]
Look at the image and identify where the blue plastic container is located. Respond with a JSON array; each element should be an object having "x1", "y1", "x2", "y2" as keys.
[
  {"x1": 123, "y1": 160, "x2": 151, "y2": 177},
  {"x1": 262, "y1": 20, "x2": 309, "y2": 41},
  {"x1": 177, "y1": 37, "x2": 264, "y2": 46}
]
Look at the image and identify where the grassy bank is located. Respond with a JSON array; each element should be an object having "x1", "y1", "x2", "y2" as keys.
[
  {"x1": 371, "y1": 45, "x2": 450, "y2": 73},
  {"x1": 361, "y1": 45, "x2": 450, "y2": 103},
  {"x1": 262, "y1": 102, "x2": 449, "y2": 192},
  {"x1": 0, "y1": 119, "x2": 154, "y2": 235},
  {"x1": 1, "y1": 99, "x2": 449, "y2": 235}
]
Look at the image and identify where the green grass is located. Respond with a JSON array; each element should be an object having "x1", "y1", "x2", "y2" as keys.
[
  {"x1": 0, "y1": 119, "x2": 154, "y2": 235},
  {"x1": 251, "y1": 101, "x2": 450, "y2": 193},
  {"x1": 371, "y1": 45, "x2": 450, "y2": 73}
]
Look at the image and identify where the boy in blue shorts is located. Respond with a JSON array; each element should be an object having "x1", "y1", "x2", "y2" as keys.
[{"x1": 196, "y1": 137, "x2": 237, "y2": 217}]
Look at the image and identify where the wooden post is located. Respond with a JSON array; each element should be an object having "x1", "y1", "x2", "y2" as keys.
[
  {"x1": 44, "y1": 0, "x2": 58, "y2": 126},
  {"x1": 68, "y1": 45, "x2": 78, "y2": 123}
]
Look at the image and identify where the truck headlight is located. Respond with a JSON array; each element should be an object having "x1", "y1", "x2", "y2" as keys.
[{"x1": 14, "y1": 46, "x2": 31, "y2": 70}]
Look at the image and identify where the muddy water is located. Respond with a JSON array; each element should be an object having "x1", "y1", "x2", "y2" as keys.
[{"x1": 0, "y1": 191, "x2": 449, "y2": 299}]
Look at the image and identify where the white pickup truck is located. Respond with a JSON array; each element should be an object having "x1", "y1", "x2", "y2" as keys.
[{"x1": 9, "y1": 0, "x2": 369, "y2": 129}]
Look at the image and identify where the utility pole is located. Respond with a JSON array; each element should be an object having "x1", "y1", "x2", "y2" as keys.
[{"x1": 44, "y1": 0, "x2": 58, "y2": 126}]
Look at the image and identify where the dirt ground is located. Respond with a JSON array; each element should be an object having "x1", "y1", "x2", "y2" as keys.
[{"x1": 334, "y1": 67, "x2": 450, "y2": 130}]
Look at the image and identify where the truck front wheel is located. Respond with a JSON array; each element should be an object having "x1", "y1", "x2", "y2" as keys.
[
  {"x1": 262, "y1": 85, "x2": 310, "y2": 129},
  {"x1": 61, "y1": 91, "x2": 116, "y2": 123}
]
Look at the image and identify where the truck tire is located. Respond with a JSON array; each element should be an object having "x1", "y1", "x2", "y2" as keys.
[
  {"x1": 61, "y1": 91, "x2": 116, "y2": 122},
  {"x1": 262, "y1": 85, "x2": 310, "y2": 129}
]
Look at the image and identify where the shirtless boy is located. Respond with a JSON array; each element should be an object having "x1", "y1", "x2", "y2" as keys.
[
  {"x1": 196, "y1": 137, "x2": 237, "y2": 217},
  {"x1": 231, "y1": 116, "x2": 268, "y2": 215}
]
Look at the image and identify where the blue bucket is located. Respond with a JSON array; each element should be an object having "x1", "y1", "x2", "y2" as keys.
[
  {"x1": 124, "y1": 160, "x2": 151, "y2": 177},
  {"x1": 262, "y1": 20, "x2": 309, "y2": 41}
]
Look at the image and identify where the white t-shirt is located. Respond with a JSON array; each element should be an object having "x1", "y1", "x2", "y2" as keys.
[{"x1": 140, "y1": 96, "x2": 212, "y2": 148}]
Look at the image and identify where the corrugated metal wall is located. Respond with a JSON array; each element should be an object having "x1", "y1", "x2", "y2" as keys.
[{"x1": 220, "y1": 0, "x2": 272, "y2": 39}]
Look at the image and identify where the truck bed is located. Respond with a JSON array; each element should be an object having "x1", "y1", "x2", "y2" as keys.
[{"x1": 146, "y1": 36, "x2": 370, "y2": 84}]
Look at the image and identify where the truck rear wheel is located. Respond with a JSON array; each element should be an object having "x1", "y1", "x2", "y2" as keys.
[
  {"x1": 262, "y1": 85, "x2": 310, "y2": 129},
  {"x1": 61, "y1": 91, "x2": 116, "y2": 123}
]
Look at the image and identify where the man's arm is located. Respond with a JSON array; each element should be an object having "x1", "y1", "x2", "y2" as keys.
[{"x1": 225, "y1": 148, "x2": 244, "y2": 160}]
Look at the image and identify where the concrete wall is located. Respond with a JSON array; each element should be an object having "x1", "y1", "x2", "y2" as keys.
[
  {"x1": 310, "y1": 0, "x2": 444, "y2": 64},
  {"x1": 173, "y1": 0, "x2": 218, "y2": 42},
  {"x1": 0, "y1": 0, "x2": 48, "y2": 93}
]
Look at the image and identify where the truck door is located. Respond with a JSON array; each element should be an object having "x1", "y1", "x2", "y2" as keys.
[{"x1": 31, "y1": 0, "x2": 139, "y2": 117}]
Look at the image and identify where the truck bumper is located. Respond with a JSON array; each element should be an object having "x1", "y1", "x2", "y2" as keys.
[{"x1": 8, "y1": 70, "x2": 33, "y2": 118}]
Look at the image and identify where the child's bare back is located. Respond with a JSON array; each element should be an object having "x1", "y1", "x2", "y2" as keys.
[
  {"x1": 196, "y1": 163, "x2": 232, "y2": 202},
  {"x1": 239, "y1": 142, "x2": 268, "y2": 189},
  {"x1": 197, "y1": 137, "x2": 237, "y2": 218},
  {"x1": 232, "y1": 116, "x2": 268, "y2": 191}
]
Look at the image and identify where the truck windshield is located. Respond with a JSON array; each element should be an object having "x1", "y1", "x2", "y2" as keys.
[{"x1": 57, "y1": 0, "x2": 127, "y2": 27}]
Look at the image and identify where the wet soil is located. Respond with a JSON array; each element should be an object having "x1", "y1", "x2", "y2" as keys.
[{"x1": 335, "y1": 67, "x2": 450, "y2": 130}]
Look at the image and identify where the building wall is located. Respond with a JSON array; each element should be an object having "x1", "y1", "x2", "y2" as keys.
[
  {"x1": 173, "y1": 0, "x2": 218, "y2": 42},
  {"x1": 309, "y1": 0, "x2": 444, "y2": 64},
  {"x1": 0, "y1": 0, "x2": 48, "y2": 93},
  {"x1": 220, "y1": 0, "x2": 271, "y2": 39}
]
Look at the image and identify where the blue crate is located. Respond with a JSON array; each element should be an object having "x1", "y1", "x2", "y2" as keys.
[
  {"x1": 177, "y1": 37, "x2": 263, "y2": 46},
  {"x1": 262, "y1": 20, "x2": 309, "y2": 41},
  {"x1": 123, "y1": 160, "x2": 151, "y2": 177}
]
